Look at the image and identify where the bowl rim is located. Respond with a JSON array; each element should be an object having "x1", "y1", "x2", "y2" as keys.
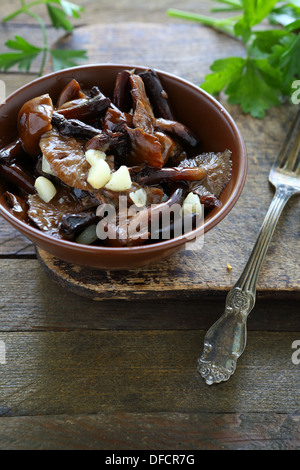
[{"x1": 0, "y1": 63, "x2": 247, "y2": 254}]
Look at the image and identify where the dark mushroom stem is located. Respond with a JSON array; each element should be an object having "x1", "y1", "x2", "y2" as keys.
[
  {"x1": 51, "y1": 112, "x2": 101, "y2": 139},
  {"x1": 56, "y1": 93, "x2": 111, "y2": 121},
  {"x1": 113, "y1": 70, "x2": 132, "y2": 112},
  {"x1": 0, "y1": 162, "x2": 35, "y2": 194},
  {"x1": 139, "y1": 69, "x2": 175, "y2": 120},
  {"x1": 155, "y1": 118, "x2": 199, "y2": 147},
  {"x1": 59, "y1": 210, "x2": 98, "y2": 240},
  {"x1": 101, "y1": 187, "x2": 187, "y2": 247},
  {"x1": 135, "y1": 166, "x2": 206, "y2": 186},
  {"x1": 85, "y1": 131, "x2": 129, "y2": 160},
  {"x1": 0, "y1": 138, "x2": 25, "y2": 165}
]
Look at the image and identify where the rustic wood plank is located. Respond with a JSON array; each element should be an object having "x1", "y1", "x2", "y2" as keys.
[
  {"x1": 0, "y1": 220, "x2": 35, "y2": 257},
  {"x1": 0, "y1": 260, "x2": 299, "y2": 331},
  {"x1": 0, "y1": 411, "x2": 299, "y2": 450},
  {"x1": 37, "y1": 241, "x2": 300, "y2": 300},
  {"x1": 49, "y1": 22, "x2": 246, "y2": 84},
  {"x1": 0, "y1": 1, "x2": 228, "y2": 25},
  {"x1": 0, "y1": 330, "x2": 299, "y2": 417}
]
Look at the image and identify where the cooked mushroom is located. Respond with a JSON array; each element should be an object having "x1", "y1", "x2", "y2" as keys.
[
  {"x1": 139, "y1": 69, "x2": 175, "y2": 120},
  {"x1": 18, "y1": 94, "x2": 54, "y2": 157},
  {"x1": 0, "y1": 69, "x2": 233, "y2": 247},
  {"x1": 56, "y1": 79, "x2": 87, "y2": 108},
  {"x1": 0, "y1": 161, "x2": 35, "y2": 194},
  {"x1": 39, "y1": 128, "x2": 92, "y2": 191},
  {"x1": 4, "y1": 191, "x2": 28, "y2": 222},
  {"x1": 56, "y1": 93, "x2": 111, "y2": 121}
]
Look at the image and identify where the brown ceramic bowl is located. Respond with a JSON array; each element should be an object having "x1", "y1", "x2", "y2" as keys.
[{"x1": 0, "y1": 64, "x2": 247, "y2": 269}]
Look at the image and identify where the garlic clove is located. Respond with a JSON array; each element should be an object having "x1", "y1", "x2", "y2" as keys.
[
  {"x1": 35, "y1": 176, "x2": 57, "y2": 203},
  {"x1": 87, "y1": 159, "x2": 111, "y2": 189},
  {"x1": 105, "y1": 165, "x2": 132, "y2": 192},
  {"x1": 181, "y1": 192, "x2": 202, "y2": 216},
  {"x1": 85, "y1": 149, "x2": 106, "y2": 166},
  {"x1": 129, "y1": 188, "x2": 147, "y2": 207},
  {"x1": 42, "y1": 154, "x2": 56, "y2": 176}
]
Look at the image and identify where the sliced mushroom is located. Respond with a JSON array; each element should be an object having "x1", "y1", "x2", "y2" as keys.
[
  {"x1": 124, "y1": 126, "x2": 163, "y2": 168},
  {"x1": 56, "y1": 93, "x2": 111, "y2": 121},
  {"x1": 27, "y1": 183, "x2": 83, "y2": 237},
  {"x1": 134, "y1": 165, "x2": 206, "y2": 186},
  {"x1": 39, "y1": 128, "x2": 92, "y2": 191},
  {"x1": 52, "y1": 111, "x2": 101, "y2": 140},
  {"x1": 59, "y1": 210, "x2": 98, "y2": 240},
  {"x1": 56, "y1": 79, "x2": 87, "y2": 108},
  {"x1": 180, "y1": 150, "x2": 232, "y2": 198},
  {"x1": 4, "y1": 191, "x2": 28, "y2": 222},
  {"x1": 155, "y1": 118, "x2": 199, "y2": 148},
  {"x1": 0, "y1": 138, "x2": 25, "y2": 165},
  {"x1": 18, "y1": 94, "x2": 54, "y2": 157},
  {"x1": 139, "y1": 69, "x2": 175, "y2": 120},
  {"x1": 113, "y1": 70, "x2": 132, "y2": 112},
  {"x1": 130, "y1": 73, "x2": 155, "y2": 133},
  {"x1": 0, "y1": 161, "x2": 35, "y2": 194}
]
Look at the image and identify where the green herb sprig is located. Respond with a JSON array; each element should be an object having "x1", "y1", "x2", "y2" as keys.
[
  {"x1": 0, "y1": 0, "x2": 88, "y2": 76},
  {"x1": 168, "y1": 0, "x2": 300, "y2": 118}
]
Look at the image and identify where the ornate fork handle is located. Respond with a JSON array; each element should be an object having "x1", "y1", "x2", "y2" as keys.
[{"x1": 198, "y1": 185, "x2": 296, "y2": 385}]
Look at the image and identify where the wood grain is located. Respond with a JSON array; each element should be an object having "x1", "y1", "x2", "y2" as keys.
[
  {"x1": 0, "y1": 1, "x2": 231, "y2": 26},
  {"x1": 0, "y1": 412, "x2": 299, "y2": 450},
  {"x1": 37, "y1": 244, "x2": 300, "y2": 301},
  {"x1": 0, "y1": 330, "x2": 299, "y2": 417},
  {"x1": 0, "y1": 260, "x2": 299, "y2": 331}
]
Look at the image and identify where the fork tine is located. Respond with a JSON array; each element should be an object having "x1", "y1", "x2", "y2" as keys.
[
  {"x1": 283, "y1": 121, "x2": 300, "y2": 172},
  {"x1": 275, "y1": 110, "x2": 300, "y2": 170}
]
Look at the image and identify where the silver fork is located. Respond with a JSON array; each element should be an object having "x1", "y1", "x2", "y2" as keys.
[{"x1": 198, "y1": 110, "x2": 300, "y2": 385}]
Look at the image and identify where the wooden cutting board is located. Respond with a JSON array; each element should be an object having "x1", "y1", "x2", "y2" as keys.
[{"x1": 38, "y1": 22, "x2": 300, "y2": 300}]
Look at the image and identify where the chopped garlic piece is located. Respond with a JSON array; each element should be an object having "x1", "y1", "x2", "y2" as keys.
[
  {"x1": 105, "y1": 165, "x2": 132, "y2": 192},
  {"x1": 129, "y1": 188, "x2": 147, "y2": 207},
  {"x1": 181, "y1": 192, "x2": 202, "y2": 216},
  {"x1": 42, "y1": 155, "x2": 56, "y2": 176},
  {"x1": 87, "y1": 159, "x2": 111, "y2": 189},
  {"x1": 35, "y1": 176, "x2": 57, "y2": 203},
  {"x1": 85, "y1": 149, "x2": 106, "y2": 166}
]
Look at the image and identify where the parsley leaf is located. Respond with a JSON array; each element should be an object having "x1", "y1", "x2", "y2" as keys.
[
  {"x1": 270, "y1": 33, "x2": 300, "y2": 93},
  {"x1": 168, "y1": 0, "x2": 300, "y2": 118},
  {"x1": 268, "y1": 3, "x2": 300, "y2": 26},
  {"x1": 202, "y1": 56, "x2": 282, "y2": 118},
  {"x1": 59, "y1": 0, "x2": 85, "y2": 18},
  {"x1": 50, "y1": 49, "x2": 88, "y2": 71},
  {"x1": 0, "y1": 0, "x2": 87, "y2": 76},
  {"x1": 47, "y1": 4, "x2": 74, "y2": 31},
  {"x1": 0, "y1": 36, "x2": 42, "y2": 72},
  {"x1": 201, "y1": 57, "x2": 246, "y2": 95},
  {"x1": 234, "y1": 0, "x2": 278, "y2": 41},
  {"x1": 225, "y1": 58, "x2": 282, "y2": 118}
]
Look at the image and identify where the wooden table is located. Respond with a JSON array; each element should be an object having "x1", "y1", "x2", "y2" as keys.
[{"x1": 0, "y1": 1, "x2": 299, "y2": 450}]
